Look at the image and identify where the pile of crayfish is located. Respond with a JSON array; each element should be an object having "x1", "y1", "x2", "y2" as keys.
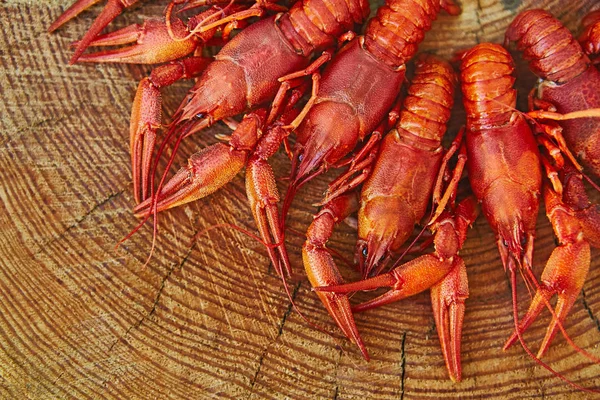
[{"x1": 50, "y1": 0, "x2": 600, "y2": 390}]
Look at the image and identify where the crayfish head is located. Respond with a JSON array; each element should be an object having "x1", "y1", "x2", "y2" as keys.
[
  {"x1": 356, "y1": 196, "x2": 415, "y2": 278},
  {"x1": 479, "y1": 179, "x2": 540, "y2": 274},
  {"x1": 173, "y1": 60, "x2": 249, "y2": 129},
  {"x1": 495, "y1": 218, "x2": 535, "y2": 275},
  {"x1": 293, "y1": 102, "x2": 361, "y2": 184}
]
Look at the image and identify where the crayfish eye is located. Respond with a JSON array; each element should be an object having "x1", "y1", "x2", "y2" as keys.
[
  {"x1": 502, "y1": 239, "x2": 509, "y2": 247},
  {"x1": 521, "y1": 236, "x2": 527, "y2": 246},
  {"x1": 298, "y1": 154, "x2": 303, "y2": 162},
  {"x1": 362, "y1": 247, "x2": 368, "y2": 258}
]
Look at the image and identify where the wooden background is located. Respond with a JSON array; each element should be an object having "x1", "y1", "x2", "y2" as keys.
[{"x1": 2, "y1": 0, "x2": 600, "y2": 398}]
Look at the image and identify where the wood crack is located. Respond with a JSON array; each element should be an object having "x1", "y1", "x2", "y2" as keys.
[
  {"x1": 0, "y1": 115, "x2": 67, "y2": 150},
  {"x1": 582, "y1": 289, "x2": 600, "y2": 333},
  {"x1": 246, "y1": 281, "x2": 302, "y2": 399},
  {"x1": 34, "y1": 189, "x2": 127, "y2": 257},
  {"x1": 108, "y1": 236, "x2": 197, "y2": 352},
  {"x1": 475, "y1": 0, "x2": 483, "y2": 44},
  {"x1": 399, "y1": 331, "x2": 407, "y2": 400},
  {"x1": 331, "y1": 348, "x2": 343, "y2": 400}
]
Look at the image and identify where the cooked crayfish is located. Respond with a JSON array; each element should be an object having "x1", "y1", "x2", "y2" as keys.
[
  {"x1": 307, "y1": 55, "x2": 473, "y2": 379},
  {"x1": 281, "y1": 0, "x2": 460, "y2": 235},
  {"x1": 49, "y1": 0, "x2": 285, "y2": 63},
  {"x1": 460, "y1": 42, "x2": 600, "y2": 391},
  {"x1": 127, "y1": 0, "x2": 369, "y2": 204},
  {"x1": 121, "y1": 0, "x2": 371, "y2": 280}
]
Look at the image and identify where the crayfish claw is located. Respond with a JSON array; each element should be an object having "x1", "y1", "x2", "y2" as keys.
[
  {"x1": 77, "y1": 19, "x2": 198, "y2": 64},
  {"x1": 49, "y1": 0, "x2": 102, "y2": 33},
  {"x1": 65, "y1": 0, "x2": 139, "y2": 64},
  {"x1": 303, "y1": 193, "x2": 369, "y2": 359},
  {"x1": 134, "y1": 143, "x2": 248, "y2": 217},
  {"x1": 246, "y1": 156, "x2": 292, "y2": 278},
  {"x1": 322, "y1": 292, "x2": 370, "y2": 361},
  {"x1": 130, "y1": 78, "x2": 161, "y2": 204},
  {"x1": 503, "y1": 240, "x2": 590, "y2": 357},
  {"x1": 431, "y1": 258, "x2": 468, "y2": 382},
  {"x1": 349, "y1": 254, "x2": 454, "y2": 313}
]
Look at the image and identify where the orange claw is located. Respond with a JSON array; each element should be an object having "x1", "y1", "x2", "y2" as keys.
[
  {"x1": 134, "y1": 110, "x2": 267, "y2": 216},
  {"x1": 303, "y1": 193, "x2": 369, "y2": 360},
  {"x1": 246, "y1": 125, "x2": 293, "y2": 277},
  {"x1": 504, "y1": 167, "x2": 600, "y2": 358},
  {"x1": 49, "y1": 0, "x2": 140, "y2": 64},
  {"x1": 431, "y1": 257, "x2": 468, "y2": 382},
  {"x1": 316, "y1": 196, "x2": 478, "y2": 380},
  {"x1": 130, "y1": 57, "x2": 212, "y2": 203},
  {"x1": 76, "y1": 18, "x2": 199, "y2": 64},
  {"x1": 134, "y1": 105, "x2": 296, "y2": 276}
]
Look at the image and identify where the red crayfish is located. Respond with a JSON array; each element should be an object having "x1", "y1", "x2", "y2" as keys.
[
  {"x1": 48, "y1": 0, "x2": 600, "y2": 391},
  {"x1": 312, "y1": 54, "x2": 474, "y2": 382}
]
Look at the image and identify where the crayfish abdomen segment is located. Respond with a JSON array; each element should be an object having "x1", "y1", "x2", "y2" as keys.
[{"x1": 506, "y1": 9, "x2": 589, "y2": 83}]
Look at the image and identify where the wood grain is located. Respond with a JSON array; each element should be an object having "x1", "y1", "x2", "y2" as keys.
[{"x1": 1, "y1": 0, "x2": 600, "y2": 398}]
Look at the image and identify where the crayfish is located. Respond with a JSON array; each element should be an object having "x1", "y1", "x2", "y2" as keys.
[{"x1": 48, "y1": 0, "x2": 600, "y2": 391}]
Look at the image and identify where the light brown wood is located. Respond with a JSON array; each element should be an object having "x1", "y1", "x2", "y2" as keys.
[{"x1": 2, "y1": 0, "x2": 600, "y2": 398}]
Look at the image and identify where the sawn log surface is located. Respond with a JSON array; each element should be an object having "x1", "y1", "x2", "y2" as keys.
[{"x1": 1, "y1": 0, "x2": 600, "y2": 398}]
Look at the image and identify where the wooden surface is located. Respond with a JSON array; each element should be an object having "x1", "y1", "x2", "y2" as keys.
[{"x1": 2, "y1": 0, "x2": 600, "y2": 398}]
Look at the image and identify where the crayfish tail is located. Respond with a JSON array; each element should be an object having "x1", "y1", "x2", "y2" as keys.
[{"x1": 505, "y1": 9, "x2": 589, "y2": 83}]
